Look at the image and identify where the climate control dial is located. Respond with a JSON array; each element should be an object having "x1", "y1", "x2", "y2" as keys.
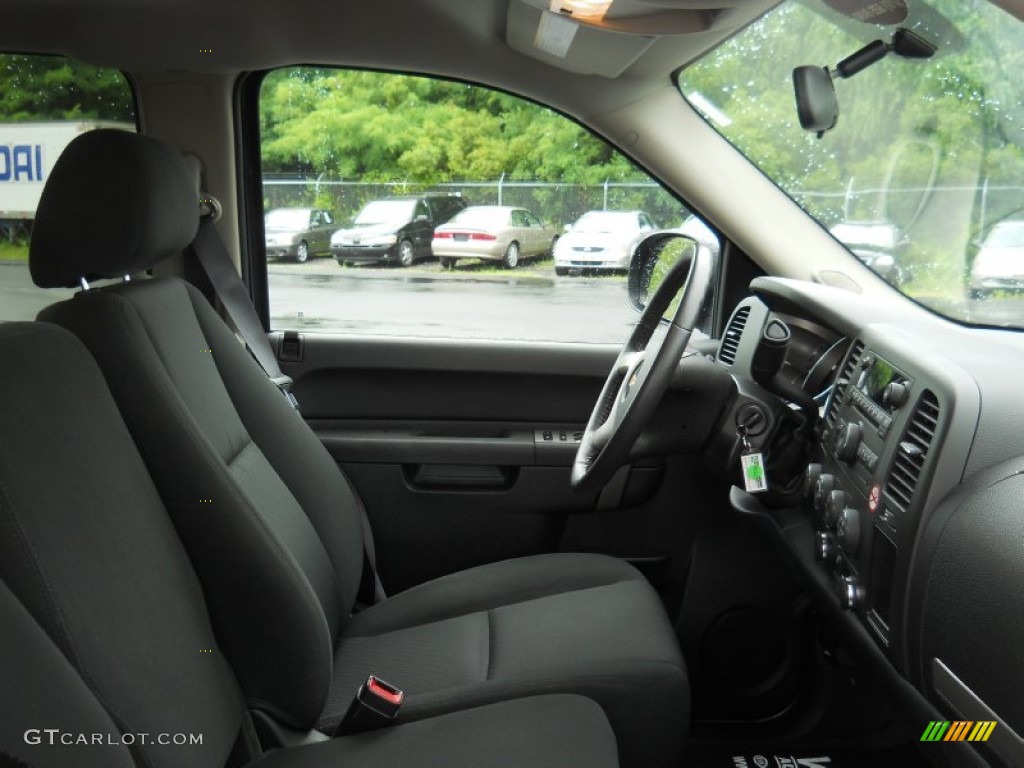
[
  {"x1": 813, "y1": 473, "x2": 834, "y2": 516},
  {"x1": 834, "y1": 422, "x2": 863, "y2": 463},
  {"x1": 837, "y1": 507, "x2": 861, "y2": 554},
  {"x1": 825, "y1": 489, "x2": 846, "y2": 530}
]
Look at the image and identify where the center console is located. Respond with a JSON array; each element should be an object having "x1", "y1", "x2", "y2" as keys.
[{"x1": 804, "y1": 340, "x2": 939, "y2": 648}]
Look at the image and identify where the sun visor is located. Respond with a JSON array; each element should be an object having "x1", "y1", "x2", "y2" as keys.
[{"x1": 506, "y1": 0, "x2": 656, "y2": 77}]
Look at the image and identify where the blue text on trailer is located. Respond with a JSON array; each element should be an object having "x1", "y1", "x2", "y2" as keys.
[{"x1": 0, "y1": 145, "x2": 44, "y2": 182}]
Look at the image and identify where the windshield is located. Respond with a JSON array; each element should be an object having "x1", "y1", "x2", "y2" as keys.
[
  {"x1": 265, "y1": 209, "x2": 309, "y2": 230},
  {"x1": 354, "y1": 199, "x2": 415, "y2": 226},
  {"x1": 679, "y1": 0, "x2": 1024, "y2": 328},
  {"x1": 573, "y1": 211, "x2": 637, "y2": 233}
]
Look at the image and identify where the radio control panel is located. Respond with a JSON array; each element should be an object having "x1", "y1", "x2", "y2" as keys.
[{"x1": 805, "y1": 347, "x2": 914, "y2": 641}]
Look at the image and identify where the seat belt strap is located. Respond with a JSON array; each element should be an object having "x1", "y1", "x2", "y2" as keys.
[
  {"x1": 188, "y1": 212, "x2": 384, "y2": 602},
  {"x1": 186, "y1": 216, "x2": 299, "y2": 410},
  {"x1": 344, "y1": 475, "x2": 386, "y2": 604}
]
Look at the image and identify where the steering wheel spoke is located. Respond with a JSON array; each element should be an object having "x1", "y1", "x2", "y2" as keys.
[{"x1": 571, "y1": 237, "x2": 712, "y2": 494}]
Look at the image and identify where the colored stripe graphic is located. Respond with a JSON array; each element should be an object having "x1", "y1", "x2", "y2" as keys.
[
  {"x1": 944, "y1": 721, "x2": 972, "y2": 741},
  {"x1": 921, "y1": 721, "x2": 950, "y2": 741},
  {"x1": 920, "y1": 721, "x2": 996, "y2": 742},
  {"x1": 968, "y1": 721, "x2": 998, "y2": 742}
]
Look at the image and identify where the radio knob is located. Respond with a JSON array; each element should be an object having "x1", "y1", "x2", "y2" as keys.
[
  {"x1": 825, "y1": 489, "x2": 845, "y2": 529},
  {"x1": 816, "y1": 531, "x2": 836, "y2": 563},
  {"x1": 835, "y1": 422, "x2": 862, "y2": 463},
  {"x1": 804, "y1": 463, "x2": 822, "y2": 500},
  {"x1": 840, "y1": 575, "x2": 864, "y2": 611},
  {"x1": 882, "y1": 382, "x2": 908, "y2": 408},
  {"x1": 837, "y1": 507, "x2": 861, "y2": 554},
  {"x1": 813, "y1": 474, "x2": 834, "y2": 515}
]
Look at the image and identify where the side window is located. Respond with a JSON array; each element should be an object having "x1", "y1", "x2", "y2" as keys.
[
  {"x1": 258, "y1": 68, "x2": 712, "y2": 343},
  {"x1": 0, "y1": 54, "x2": 136, "y2": 322},
  {"x1": 414, "y1": 200, "x2": 430, "y2": 221},
  {"x1": 310, "y1": 211, "x2": 323, "y2": 227},
  {"x1": 322, "y1": 211, "x2": 333, "y2": 225}
]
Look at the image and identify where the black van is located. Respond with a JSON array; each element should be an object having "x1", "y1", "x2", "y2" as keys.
[{"x1": 331, "y1": 193, "x2": 468, "y2": 267}]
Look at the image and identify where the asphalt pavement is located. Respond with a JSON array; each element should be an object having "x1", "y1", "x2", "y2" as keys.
[
  {"x1": 4, "y1": 259, "x2": 1024, "y2": 342},
  {"x1": 267, "y1": 258, "x2": 637, "y2": 343}
]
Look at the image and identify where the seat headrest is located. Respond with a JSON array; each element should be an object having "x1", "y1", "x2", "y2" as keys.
[{"x1": 30, "y1": 130, "x2": 200, "y2": 289}]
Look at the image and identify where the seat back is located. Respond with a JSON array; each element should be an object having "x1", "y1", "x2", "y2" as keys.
[
  {"x1": 30, "y1": 129, "x2": 367, "y2": 730},
  {"x1": 0, "y1": 322, "x2": 251, "y2": 768}
]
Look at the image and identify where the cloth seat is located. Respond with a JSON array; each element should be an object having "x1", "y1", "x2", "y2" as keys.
[
  {"x1": 29, "y1": 129, "x2": 690, "y2": 768},
  {"x1": 325, "y1": 553, "x2": 687, "y2": 764},
  {"x1": 0, "y1": 321, "x2": 618, "y2": 768}
]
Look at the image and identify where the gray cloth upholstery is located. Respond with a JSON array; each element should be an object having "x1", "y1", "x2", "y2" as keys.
[
  {"x1": 0, "y1": 323, "x2": 245, "y2": 768},
  {"x1": 38, "y1": 280, "x2": 361, "y2": 729},
  {"x1": 0, "y1": 579, "x2": 134, "y2": 768},
  {"x1": 0, "y1": 321, "x2": 622, "y2": 768},
  {"x1": 30, "y1": 129, "x2": 690, "y2": 767},
  {"x1": 326, "y1": 554, "x2": 688, "y2": 768},
  {"x1": 254, "y1": 696, "x2": 618, "y2": 768},
  {"x1": 29, "y1": 130, "x2": 199, "y2": 288}
]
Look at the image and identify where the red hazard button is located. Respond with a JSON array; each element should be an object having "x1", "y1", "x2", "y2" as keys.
[{"x1": 868, "y1": 483, "x2": 881, "y2": 513}]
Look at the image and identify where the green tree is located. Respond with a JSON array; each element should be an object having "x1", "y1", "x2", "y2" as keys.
[
  {"x1": 0, "y1": 54, "x2": 134, "y2": 122},
  {"x1": 260, "y1": 68, "x2": 647, "y2": 185}
]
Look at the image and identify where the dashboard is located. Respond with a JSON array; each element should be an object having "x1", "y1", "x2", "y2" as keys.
[{"x1": 715, "y1": 277, "x2": 1024, "y2": 768}]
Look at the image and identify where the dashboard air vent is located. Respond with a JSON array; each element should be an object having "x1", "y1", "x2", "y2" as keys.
[
  {"x1": 885, "y1": 389, "x2": 940, "y2": 515},
  {"x1": 718, "y1": 305, "x2": 750, "y2": 365},
  {"x1": 825, "y1": 340, "x2": 864, "y2": 426}
]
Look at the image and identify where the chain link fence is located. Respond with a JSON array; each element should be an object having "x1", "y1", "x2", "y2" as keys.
[{"x1": 263, "y1": 176, "x2": 690, "y2": 229}]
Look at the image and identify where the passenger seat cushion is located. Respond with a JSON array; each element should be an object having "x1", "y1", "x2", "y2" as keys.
[
  {"x1": 254, "y1": 695, "x2": 619, "y2": 768},
  {"x1": 323, "y1": 553, "x2": 688, "y2": 768},
  {"x1": 340, "y1": 552, "x2": 654, "y2": 636}
]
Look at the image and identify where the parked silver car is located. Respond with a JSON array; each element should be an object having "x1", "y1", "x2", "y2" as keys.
[
  {"x1": 968, "y1": 220, "x2": 1024, "y2": 299},
  {"x1": 553, "y1": 210, "x2": 656, "y2": 275}
]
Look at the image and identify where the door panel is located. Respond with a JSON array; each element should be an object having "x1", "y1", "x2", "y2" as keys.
[{"x1": 277, "y1": 333, "x2": 664, "y2": 589}]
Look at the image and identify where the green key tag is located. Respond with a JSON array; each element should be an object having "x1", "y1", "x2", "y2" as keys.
[{"x1": 741, "y1": 452, "x2": 768, "y2": 494}]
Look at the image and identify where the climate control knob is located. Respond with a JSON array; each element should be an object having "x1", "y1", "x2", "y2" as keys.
[
  {"x1": 825, "y1": 489, "x2": 846, "y2": 530},
  {"x1": 804, "y1": 463, "x2": 822, "y2": 500},
  {"x1": 840, "y1": 575, "x2": 864, "y2": 611},
  {"x1": 816, "y1": 531, "x2": 836, "y2": 563},
  {"x1": 882, "y1": 382, "x2": 908, "y2": 408},
  {"x1": 813, "y1": 474, "x2": 834, "y2": 515},
  {"x1": 834, "y1": 422, "x2": 862, "y2": 463},
  {"x1": 837, "y1": 507, "x2": 861, "y2": 554}
]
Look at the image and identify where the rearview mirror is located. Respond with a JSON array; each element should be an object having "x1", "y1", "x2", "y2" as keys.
[
  {"x1": 627, "y1": 233, "x2": 699, "y2": 314},
  {"x1": 793, "y1": 66, "x2": 838, "y2": 137}
]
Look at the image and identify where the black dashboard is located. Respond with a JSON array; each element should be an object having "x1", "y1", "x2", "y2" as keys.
[{"x1": 715, "y1": 277, "x2": 1024, "y2": 768}]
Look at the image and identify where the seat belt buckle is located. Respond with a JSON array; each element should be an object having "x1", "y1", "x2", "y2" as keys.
[
  {"x1": 333, "y1": 676, "x2": 404, "y2": 737},
  {"x1": 270, "y1": 375, "x2": 300, "y2": 411}
]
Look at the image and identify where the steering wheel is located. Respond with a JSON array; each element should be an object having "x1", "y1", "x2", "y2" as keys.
[{"x1": 571, "y1": 235, "x2": 713, "y2": 494}]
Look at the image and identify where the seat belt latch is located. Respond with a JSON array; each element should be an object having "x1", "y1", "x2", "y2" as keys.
[
  {"x1": 270, "y1": 375, "x2": 300, "y2": 411},
  {"x1": 333, "y1": 676, "x2": 404, "y2": 737}
]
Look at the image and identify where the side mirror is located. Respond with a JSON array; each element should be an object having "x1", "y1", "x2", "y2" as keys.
[
  {"x1": 793, "y1": 66, "x2": 838, "y2": 137},
  {"x1": 415, "y1": 214, "x2": 430, "y2": 223},
  {"x1": 627, "y1": 232, "x2": 699, "y2": 313}
]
